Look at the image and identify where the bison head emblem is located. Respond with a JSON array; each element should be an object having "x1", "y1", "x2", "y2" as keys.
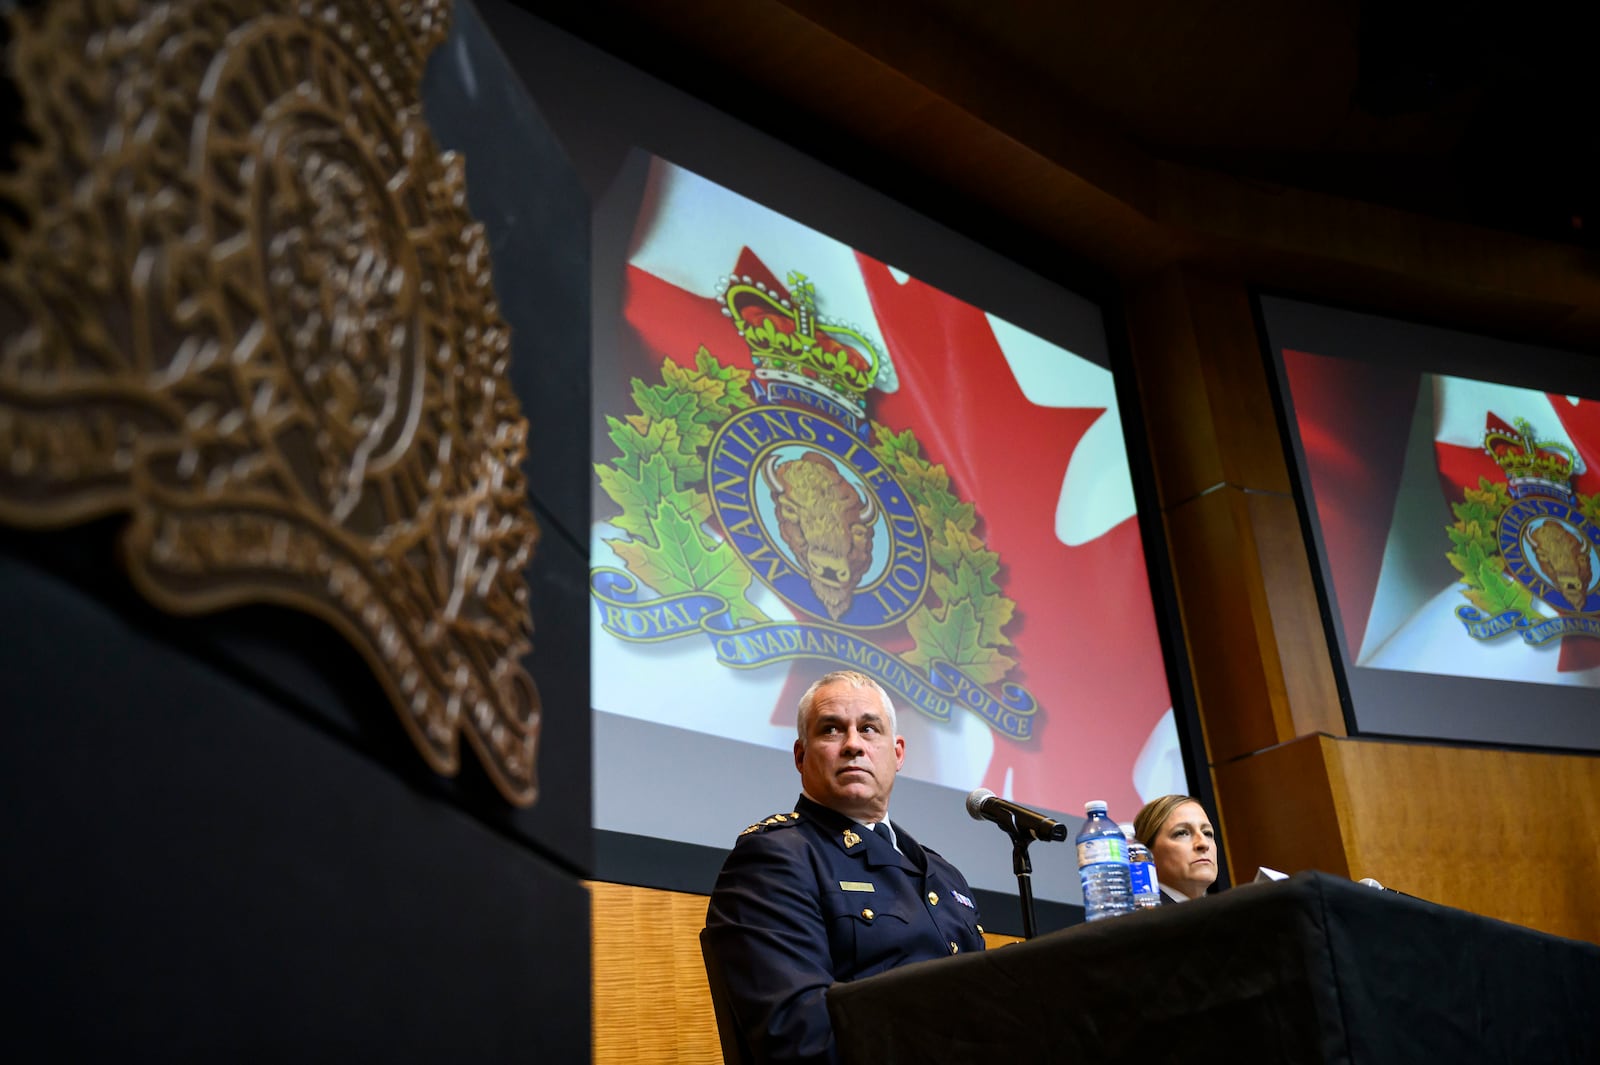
[
  {"x1": 1529, "y1": 520, "x2": 1594, "y2": 610},
  {"x1": 762, "y1": 452, "x2": 879, "y2": 621}
]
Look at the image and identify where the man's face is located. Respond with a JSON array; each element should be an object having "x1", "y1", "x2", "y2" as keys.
[{"x1": 794, "y1": 681, "x2": 905, "y2": 822}]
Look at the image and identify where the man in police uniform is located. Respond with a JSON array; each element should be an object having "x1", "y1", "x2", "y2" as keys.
[{"x1": 703, "y1": 670, "x2": 986, "y2": 1064}]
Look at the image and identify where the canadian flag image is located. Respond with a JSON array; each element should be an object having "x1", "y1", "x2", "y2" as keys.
[
  {"x1": 590, "y1": 156, "x2": 1180, "y2": 818},
  {"x1": 1282, "y1": 348, "x2": 1600, "y2": 688}
]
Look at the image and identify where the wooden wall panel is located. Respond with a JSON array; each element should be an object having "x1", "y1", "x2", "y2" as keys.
[
  {"x1": 1244, "y1": 491, "x2": 1345, "y2": 739},
  {"x1": 589, "y1": 881, "x2": 1022, "y2": 1065},
  {"x1": 1180, "y1": 274, "x2": 1292, "y2": 495},
  {"x1": 1164, "y1": 488, "x2": 1285, "y2": 762},
  {"x1": 1127, "y1": 266, "x2": 1342, "y2": 770},
  {"x1": 1211, "y1": 734, "x2": 1350, "y2": 887},
  {"x1": 1327, "y1": 740, "x2": 1600, "y2": 944},
  {"x1": 1126, "y1": 268, "x2": 1291, "y2": 506},
  {"x1": 1125, "y1": 270, "x2": 1226, "y2": 509},
  {"x1": 1214, "y1": 736, "x2": 1600, "y2": 945},
  {"x1": 1152, "y1": 161, "x2": 1600, "y2": 348},
  {"x1": 590, "y1": 880, "x2": 722, "y2": 1065}
]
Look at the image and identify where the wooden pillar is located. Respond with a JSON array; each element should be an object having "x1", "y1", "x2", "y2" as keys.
[{"x1": 1123, "y1": 266, "x2": 1346, "y2": 880}]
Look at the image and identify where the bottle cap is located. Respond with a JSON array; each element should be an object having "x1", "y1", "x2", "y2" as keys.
[
  {"x1": 1118, "y1": 822, "x2": 1137, "y2": 840},
  {"x1": 1085, "y1": 799, "x2": 1108, "y2": 813}
]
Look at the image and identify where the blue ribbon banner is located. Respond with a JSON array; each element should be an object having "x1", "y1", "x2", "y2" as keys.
[
  {"x1": 1456, "y1": 605, "x2": 1600, "y2": 645},
  {"x1": 592, "y1": 568, "x2": 1038, "y2": 740}
]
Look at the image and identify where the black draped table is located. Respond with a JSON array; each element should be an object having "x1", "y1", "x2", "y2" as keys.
[{"x1": 827, "y1": 871, "x2": 1600, "y2": 1064}]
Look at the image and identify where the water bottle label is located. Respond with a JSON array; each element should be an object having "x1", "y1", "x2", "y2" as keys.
[
  {"x1": 1129, "y1": 863, "x2": 1152, "y2": 895},
  {"x1": 1076, "y1": 838, "x2": 1127, "y2": 866}
]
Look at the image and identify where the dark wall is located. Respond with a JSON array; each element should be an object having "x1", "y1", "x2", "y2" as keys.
[
  {"x1": 1, "y1": 541, "x2": 589, "y2": 1062},
  {"x1": 0, "y1": 2, "x2": 592, "y2": 1060}
]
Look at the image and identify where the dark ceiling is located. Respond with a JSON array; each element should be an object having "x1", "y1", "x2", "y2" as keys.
[{"x1": 542, "y1": 0, "x2": 1597, "y2": 251}]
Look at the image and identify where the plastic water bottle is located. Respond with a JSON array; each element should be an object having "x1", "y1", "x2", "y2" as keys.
[
  {"x1": 1076, "y1": 801, "x2": 1132, "y2": 921},
  {"x1": 1121, "y1": 821, "x2": 1161, "y2": 910}
]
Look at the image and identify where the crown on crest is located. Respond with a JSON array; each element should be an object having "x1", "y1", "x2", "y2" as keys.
[
  {"x1": 1484, "y1": 418, "x2": 1584, "y2": 499},
  {"x1": 716, "y1": 269, "x2": 894, "y2": 428}
]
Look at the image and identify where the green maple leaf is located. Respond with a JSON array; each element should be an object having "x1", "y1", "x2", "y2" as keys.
[
  {"x1": 871, "y1": 425, "x2": 978, "y2": 539},
  {"x1": 1579, "y1": 493, "x2": 1600, "y2": 525},
  {"x1": 608, "y1": 413, "x2": 703, "y2": 493},
  {"x1": 932, "y1": 558, "x2": 1013, "y2": 635},
  {"x1": 633, "y1": 380, "x2": 715, "y2": 454},
  {"x1": 593, "y1": 348, "x2": 774, "y2": 627},
  {"x1": 871, "y1": 423, "x2": 923, "y2": 467},
  {"x1": 930, "y1": 575, "x2": 1016, "y2": 649},
  {"x1": 1466, "y1": 477, "x2": 1512, "y2": 512},
  {"x1": 1448, "y1": 519, "x2": 1491, "y2": 552},
  {"x1": 670, "y1": 348, "x2": 755, "y2": 426},
  {"x1": 627, "y1": 352, "x2": 757, "y2": 463},
  {"x1": 1446, "y1": 538, "x2": 1493, "y2": 581},
  {"x1": 1463, "y1": 558, "x2": 1537, "y2": 620},
  {"x1": 905, "y1": 600, "x2": 1017, "y2": 684},
  {"x1": 596, "y1": 452, "x2": 680, "y2": 540},
  {"x1": 929, "y1": 518, "x2": 987, "y2": 574},
  {"x1": 608, "y1": 500, "x2": 764, "y2": 625},
  {"x1": 956, "y1": 549, "x2": 1003, "y2": 598},
  {"x1": 867, "y1": 421, "x2": 1020, "y2": 687},
  {"x1": 688, "y1": 346, "x2": 748, "y2": 388},
  {"x1": 897, "y1": 461, "x2": 953, "y2": 509},
  {"x1": 930, "y1": 552, "x2": 1003, "y2": 606},
  {"x1": 609, "y1": 483, "x2": 712, "y2": 546},
  {"x1": 604, "y1": 414, "x2": 667, "y2": 473},
  {"x1": 920, "y1": 492, "x2": 978, "y2": 540},
  {"x1": 1455, "y1": 476, "x2": 1509, "y2": 516}
]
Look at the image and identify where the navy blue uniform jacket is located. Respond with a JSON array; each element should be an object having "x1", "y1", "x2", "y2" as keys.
[{"x1": 704, "y1": 794, "x2": 986, "y2": 1065}]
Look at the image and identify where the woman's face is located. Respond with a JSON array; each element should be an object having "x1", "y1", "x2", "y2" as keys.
[{"x1": 1150, "y1": 801, "x2": 1216, "y2": 899}]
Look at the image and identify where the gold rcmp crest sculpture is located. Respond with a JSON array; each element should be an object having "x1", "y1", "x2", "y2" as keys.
[
  {"x1": 0, "y1": 0, "x2": 544, "y2": 805},
  {"x1": 592, "y1": 269, "x2": 1039, "y2": 740},
  {"x1": 1450, "y1": 419, "x2": 1600, "y2": 644}
]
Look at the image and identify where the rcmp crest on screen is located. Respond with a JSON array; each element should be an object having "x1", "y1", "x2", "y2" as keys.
[
  {"x1": 591, "y1": 265, "x2": 1040, "y2": 741},
  {"x1": 708, "y1": 407, "x2": 928, "y2": 628},
  {"x1": 1451, "y1": 418, "x2": 1600, "y2": 644}
]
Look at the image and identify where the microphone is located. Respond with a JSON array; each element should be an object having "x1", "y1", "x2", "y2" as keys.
[
  {"x1": 1359, "y1": 877, "x2": 1422, "y2": 901},
  {"x1": 965, "y1": 788, "x2": 1069, "y2": 842}
]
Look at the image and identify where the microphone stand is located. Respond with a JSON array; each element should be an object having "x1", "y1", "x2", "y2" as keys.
[{"x1": 1009, "y1": 825, "x2": 1039, "y2": 940}]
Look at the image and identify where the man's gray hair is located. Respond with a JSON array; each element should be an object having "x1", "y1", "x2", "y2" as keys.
[{"x1": 795, "y1": 670, "x2": 898, "y2": 742}]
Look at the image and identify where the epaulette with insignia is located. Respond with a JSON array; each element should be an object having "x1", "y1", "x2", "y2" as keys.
[{"x1": 737, "y1": 811, "x2": 803, "y2": 837}]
